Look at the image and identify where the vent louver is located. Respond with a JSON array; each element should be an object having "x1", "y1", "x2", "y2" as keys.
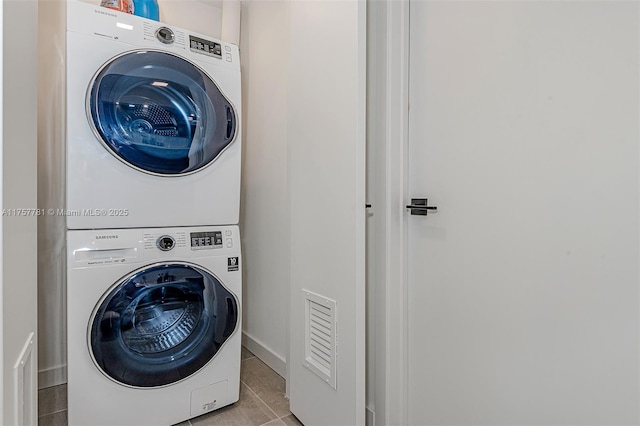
[{"x1": 303, "y1": 290, "x2": 337, "y2": 390}]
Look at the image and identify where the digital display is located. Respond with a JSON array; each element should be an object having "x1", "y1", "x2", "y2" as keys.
[
  {"x1": 189, "y1": 35, "x2": 222, "y2": 58},
  {"x1": 190, "y1": 231, "x2": 223, "y2": 249}
]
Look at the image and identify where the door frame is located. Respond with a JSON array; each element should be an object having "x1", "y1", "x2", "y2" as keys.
[{"x1": 374, "y1": 0, "x2": 410, "y2": 424}]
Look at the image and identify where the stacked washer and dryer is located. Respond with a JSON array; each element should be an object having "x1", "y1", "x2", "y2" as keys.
[{"x1": 65, "y1": 2, "x2": 242, "y2": 425}]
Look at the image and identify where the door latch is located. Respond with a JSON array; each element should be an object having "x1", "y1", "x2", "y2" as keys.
[{"x1": 406, "y1": 198, "x2": 438, "y2": 215}]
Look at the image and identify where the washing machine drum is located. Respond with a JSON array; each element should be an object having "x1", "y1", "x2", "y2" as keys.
[
  {"x1": 88, "y1": 50, "x2": 236, "y2": 176},
  {"x1": 90, "y1": 263, "x2": 238, "y2": 388}
]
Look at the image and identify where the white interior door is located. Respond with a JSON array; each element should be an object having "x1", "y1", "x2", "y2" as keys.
[
  {"x1": 407, "y1": 1, "x2": 639, "y2": 424},
  {"x1": 287, "y1": 1, "x2": 366, "y2": 425}
]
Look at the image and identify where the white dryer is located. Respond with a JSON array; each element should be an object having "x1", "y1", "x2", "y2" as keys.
[
  {"x1": 67, "y1": 225, "x2": 241, "y2": 425},
  {"x1": 66, "y1": 1, "x2": 241, "y2": 229}
]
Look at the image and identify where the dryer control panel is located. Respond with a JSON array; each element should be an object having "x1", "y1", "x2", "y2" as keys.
[
  {"x1": 190, "y1": 231, "x2": 223, "y2": 249},
  {"x1": 156, "y1": 235, "x2": 176, "y2": 251},
  {"x1": 66, "y1": 0, "x2": 240, "y2": 71},
  {"x1": 189, "y1": 35, "x2": 222, "y2": 59}
]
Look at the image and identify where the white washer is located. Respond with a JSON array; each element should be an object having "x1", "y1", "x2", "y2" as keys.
[
  {"x1": 66, "y1": 1, "x2": 241, "y2": 229},
  {"x1": 67, "y1": 226, "x2": 241, "y2": 425}
]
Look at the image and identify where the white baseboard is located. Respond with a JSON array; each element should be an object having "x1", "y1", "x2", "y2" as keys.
[
  {"x1": 242, "y1": 331, "x2": 287, "y2": 379},
  {"x1": 38, "y1": 364, "x2": 66, "y2": 390}
]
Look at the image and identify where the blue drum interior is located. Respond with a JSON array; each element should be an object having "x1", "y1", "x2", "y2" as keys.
[
  {"x1": 89, "y1": 51, "x2": 236, "y2": 175},
  {"x1": 90, "y1": 263, "x2": 238, "y2": 387}
]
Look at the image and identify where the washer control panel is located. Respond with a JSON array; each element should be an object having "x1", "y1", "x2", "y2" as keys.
[
  {"x1": 190, "y1": 231, "x2": 223, "y2": 250},
  {"x1": 156, "y1": 235, "x2": 176, "y2": 251},
  {"x1": 144, "y1": 230, "x2": 187, "y2": 251},
  {"x1": 141, "y1": 227, "x2": 237, "y2": 255}
]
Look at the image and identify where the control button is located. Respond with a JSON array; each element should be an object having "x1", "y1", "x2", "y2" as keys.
[
  {"x1": 226, "y1": 239, "x2": 233, "y2": 248},
  {"x1": 224, "y1": 45, "x2": 231, "y2": 52},
  {"x1": 225, "y1": 230, "x2": 232, "y2": 236},
  {"x1": 156, "y1": 27, "x2": 175, "y2": 44},
  {"x1": 226, "y1": 53, "x2": 232, "y2": 62},
  {"x1": 157, "y1": 235, "x2": 176, "y2": 251}
]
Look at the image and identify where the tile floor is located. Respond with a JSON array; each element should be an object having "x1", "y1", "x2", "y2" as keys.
[{"x1": 38, "y1": 347, "x2": 303, "y2": 426}]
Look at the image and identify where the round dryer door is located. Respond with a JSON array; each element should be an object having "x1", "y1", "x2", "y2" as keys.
[
  {"x1": 87, "y1": 50, "x2": 237, "y2": 176},
  {"x1": 89, "y1": 262, "x2": 238, "y2": 388}
]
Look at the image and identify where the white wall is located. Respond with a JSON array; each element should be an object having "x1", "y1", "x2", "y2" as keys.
[
  {"x1": 368, "y1": 3, "x2": 408, "y2": 424},
  {"x1": 238, "y1": 3, "x2": 372, "y2": 394},
  {"x1": 287, "y1": 1, "x2": 366, "y2": 424},
  {"x1": 157, "y1": 0, "x2": 222, "y2": 38},
  {"x1": 365, "y1": 2, "x2": 383, "y2": 423},
  {"x1": 238, "y1": 0, "x2": 290, "y2": 377},
  {"x1": 3, "y1": 0, "x2": 39, "y2": 423},
  {"x1": 37, "y1": 0, "x2": 68, "y2": 390}
]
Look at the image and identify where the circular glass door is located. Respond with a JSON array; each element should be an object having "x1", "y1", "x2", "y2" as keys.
[
  {"x1": 88, "y1": 50, "x2": 237, "y2": 176},
  {"x1": 90, "y1": 263, "x2": 238, "y2": 388}
]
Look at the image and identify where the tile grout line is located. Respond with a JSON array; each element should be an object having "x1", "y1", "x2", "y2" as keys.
[
  {"x1": 241, "y1": 379, "x2": 282, "y2": 426},
  {"x1": 38, "y1": 408, "x2": 67, "y2": 419},
  {"x1": 38, "y1": 408, "x2": 67, "y2": 417},
  {"x1": 242, "y1": 346, "x2": 256, "y2": 360}
]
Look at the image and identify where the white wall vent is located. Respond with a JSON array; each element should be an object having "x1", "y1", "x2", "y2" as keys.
[{"x1": 302, "y1": 290, "x2": 337, "y2": 390}]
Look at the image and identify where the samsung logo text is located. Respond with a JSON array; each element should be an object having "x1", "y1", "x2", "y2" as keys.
[{"x1": 94, "y1": 10, "x2": 117, "y2": 18}]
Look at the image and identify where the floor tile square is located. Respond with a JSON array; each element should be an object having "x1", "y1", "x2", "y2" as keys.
[
  {"x1": 241, "y1": 345, "x2": 255, "y2": 360},
  {"x1": 38, "y1": 385, "x2": 67, "y2": 417},
  {"x1": 281, "y1": 414, "x2": 304, "y2": 426},
  {"x1": 241, "y1": 357, "x2": 290, "y2": 417},
  {"x1": 38, "y1": 410, "x2": 67, "y2": 426}
]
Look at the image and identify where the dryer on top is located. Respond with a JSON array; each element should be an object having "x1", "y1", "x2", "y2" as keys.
[{"x1": 66, "y1": 0, "x2": 241, "y2": 229}]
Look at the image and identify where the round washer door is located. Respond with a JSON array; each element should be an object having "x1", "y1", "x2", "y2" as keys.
[
  {"x1": 88, "y1": 50, "x2": 237, "y2": 176},
  {"x1": 90, "y1": 263, "x2": 238, "y2": 388}
]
